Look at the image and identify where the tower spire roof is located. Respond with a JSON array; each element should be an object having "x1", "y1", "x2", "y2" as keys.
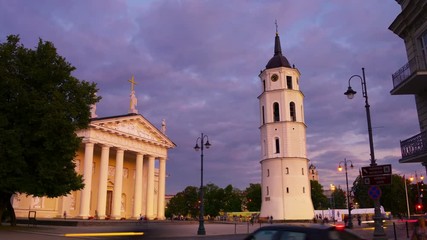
[{"x1": 266, "y1": 21, "x2": 291, "y2": 69}]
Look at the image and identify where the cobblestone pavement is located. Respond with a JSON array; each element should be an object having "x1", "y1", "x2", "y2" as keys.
[{"x1": 0, "y1": 220, "x2": 418, "y2": 240}]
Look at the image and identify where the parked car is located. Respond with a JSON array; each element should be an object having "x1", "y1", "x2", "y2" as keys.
[{"x1": 243, "y1": 223, "x2": 367, "y2": 240}]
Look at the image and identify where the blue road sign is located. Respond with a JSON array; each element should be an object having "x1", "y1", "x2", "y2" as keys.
[{"x1": 368, "y1": 185, "x2": 382, "y2": 200}]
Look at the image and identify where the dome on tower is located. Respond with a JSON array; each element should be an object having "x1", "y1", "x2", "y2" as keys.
[{"x1": 265, "y1": 32, "x2": 291, "y2": 69}]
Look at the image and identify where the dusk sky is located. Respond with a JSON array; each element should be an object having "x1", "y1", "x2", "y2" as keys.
[{"x1": 1, "y1": 0, "x2": 422, "y2": 195}]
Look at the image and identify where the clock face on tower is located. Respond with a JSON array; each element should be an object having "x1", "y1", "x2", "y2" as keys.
[{"x1": 271, "y1": 74, "x2": 279, "y2": 82}]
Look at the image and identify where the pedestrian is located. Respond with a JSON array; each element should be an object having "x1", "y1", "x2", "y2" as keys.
[
  {"x1": 357, "y1": 215, "x2": 361, "y2": 226},
  {"x1": 269, "y1": 215, "x2": 273, "y2": 224}
]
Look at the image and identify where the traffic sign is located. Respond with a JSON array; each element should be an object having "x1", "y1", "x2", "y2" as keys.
[
  {"x1": 368, "y1": 185, "x2": 382, "y2": 200},
  {"x1": 361, "y1": 164, "x2": 392, "y2": 176},
  {"x1": 363, "y1": 175, "x2": 392, "y2": 186}
]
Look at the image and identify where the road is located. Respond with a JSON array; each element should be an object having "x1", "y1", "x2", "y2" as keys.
[{"x1": 0, "y1": 220, "x2": 418, "y2": 240}]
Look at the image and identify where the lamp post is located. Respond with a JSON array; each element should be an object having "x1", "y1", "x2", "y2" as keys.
[
  {"x1": 194, "y1": 133, "x2": 211, "y2": 235},
  {"x1": 404, "y1": 175, "x2": 411, "y2": 219},
  {"x1": 344, "y1": 68, "x2": 386, "y2": 239},
  {"x1": 338, "y1": 158, "x2": 354, "y2": 228},
  {"x1": 330, "y1": 184, "x2": 336, "y2": 224}
]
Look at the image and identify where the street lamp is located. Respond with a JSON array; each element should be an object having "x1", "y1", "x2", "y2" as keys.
[
  {"x1": 338, "y1": 158, "x2": 354, "y2": 228},
  {"x1": 344, "y1": 68, "x2": 386, "y2": 239},
  {"x1": 194, "y1": 133, "x2": 211, "y2": 235}
]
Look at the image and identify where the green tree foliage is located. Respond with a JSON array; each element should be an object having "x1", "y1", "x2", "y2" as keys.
[
  {"x1": 165, "y1": 186, "x2": 199, "y2": 219},
  {"x1": 353, "y1": 174, "x2": 417, "y2": 217},
  {"x1": 222, "y1": 185, "x2": 242, "y2": 212},
  {"x1": 352, "y1": 175, "x2": 372, "y2": 208},
  {"x1": 244, "y1": 183, "x2": 261, "y2": 211},
  {"x1": 380, "y1": 174, "x2": 409, "y2": 216},
  {"x1": 332, "y1": 187, "x2": 347, "y2": 209},
  {"x1": 0, "y1": 35, "x2": 100, "y2": 225},
  {"x1": 204, "y1": 183, "x2": 225, "y2": 217},
  {"x1": 310, "y1": 180, "x2": 329, "y2": 210}
]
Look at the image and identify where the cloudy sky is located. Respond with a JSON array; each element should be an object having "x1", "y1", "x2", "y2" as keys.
[{"x1": 1, "y1": 0, "x2": 422, "y2": 194}]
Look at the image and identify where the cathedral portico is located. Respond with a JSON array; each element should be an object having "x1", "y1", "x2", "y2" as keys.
[{"x1": 12, "y1": 76, "x2": 175, "y2": 220}]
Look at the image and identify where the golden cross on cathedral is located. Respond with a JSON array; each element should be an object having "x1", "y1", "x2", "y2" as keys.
[{"x1": 128, "y1": 75, "x2": 137, "y2": 92}]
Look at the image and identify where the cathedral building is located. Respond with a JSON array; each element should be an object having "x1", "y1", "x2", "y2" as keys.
[
  {"x1": 258, "y1": 28, "x2": 314, "y2": 221},
  {"x1": 12, "y1": 76, "x2": 175, "y2": 220}
]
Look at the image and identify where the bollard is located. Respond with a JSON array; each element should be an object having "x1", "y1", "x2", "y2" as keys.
[
  {"x1": 393, "y1": 222, "x2": 397, "y2": 240},
  {"x1": 234, "y1": 222, "x2": 237, "y2": 234},
  {"x1": 406, "y1": 221, "x2": 409, "y2": 239},
  {"x1": 247, "y1": 221, "x2": 250, "y2": 233}
]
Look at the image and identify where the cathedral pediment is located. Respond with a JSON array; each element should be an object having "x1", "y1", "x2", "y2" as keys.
[{"x1": 79, "y1": 114, "x2": 175, "y2": 149}]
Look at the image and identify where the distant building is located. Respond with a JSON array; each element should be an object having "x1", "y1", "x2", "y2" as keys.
[
  {"x1": 389, "y1": 0, "x2": 427, "y2": 168},
  {"x1": 258, "y1": 27, "x2": 314, "y2": 221},
  {"x1": 13, "y1": 76, "x2": 176, "y2": 220},
  {"x1": 309, "y1": 164, "x2": 319, "y2": 182}
]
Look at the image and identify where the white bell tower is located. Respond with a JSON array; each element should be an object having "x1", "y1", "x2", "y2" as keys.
[{"x1": 258, "y1": 28, "x2": 314, "y2": 221}]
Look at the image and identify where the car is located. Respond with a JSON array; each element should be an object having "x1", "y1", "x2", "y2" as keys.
[{"x1": 243, "y1": 223, "x2": 367, "y2": 240}]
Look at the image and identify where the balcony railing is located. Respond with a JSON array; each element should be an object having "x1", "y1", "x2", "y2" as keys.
[
  {"x1": 392, "y1": 56, "x2": 427, "y2": 89},
  {"x1": 400, "y1": 131, "x2": 427, "y2": 160}
]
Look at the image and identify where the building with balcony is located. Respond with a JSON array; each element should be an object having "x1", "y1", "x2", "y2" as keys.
[{"x1": 389, "y1": 0, "x2": 427, "y2": 165}]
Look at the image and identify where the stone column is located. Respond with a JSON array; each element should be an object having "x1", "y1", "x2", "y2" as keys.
[
  {"x1": 111, "y1": 148, "x2": 124, "y2": 219},
  {"x1": 133, "y1": 153, "x2": 144, "y2": 219},
  {"x1": 79, "y1": 142, "x2": 94, "y2": 219},
  {"x1": 146, "y1": 155, "x2": 155, "y2": 219},
  {"x1": 157, "y1": 157, "x2": 166, "y2": 220},
  {"x1": 96, "y1": 145, "x2": 110, "y2": 219}
]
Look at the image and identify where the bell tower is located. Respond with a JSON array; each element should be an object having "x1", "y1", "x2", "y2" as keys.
[{"x1": 258, "y1": 28, "x2": 314, "y2": 221}]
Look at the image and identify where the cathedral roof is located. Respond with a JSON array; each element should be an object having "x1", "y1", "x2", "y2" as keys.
[{"x1": 265, "y1": 32, "x2": 291, "y2": 69}]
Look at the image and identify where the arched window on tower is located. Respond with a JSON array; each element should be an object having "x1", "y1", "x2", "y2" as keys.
[
  {"x1": 303, "y1": 187, "x2": 305, "y2": 193},
  {"x1": 275, "y1": 138, "x2": 280, "y2": 153},
  {"x1": 286, "y1": 167, "x2": 289, "y2": 174},
  {"x1": 286, "y1": 187, "x2": 289, "y2": 193},
  {"x1": 267, "y1": 169, "x2": 270, "y2": 177},
  {"x1": 286, "y1": 76, "x2": 293, "y2": 89},
  {"x1": 273, "y1": 102, "x2": 280, "y2": 122},
  {"x1": 302, "y1": 168, "x2": 304, "y2": 175},
  {"x1": 262, "y1": 106, "x2": 265, "y2": 124},
  {"x1": 290, "y1": 102, "x2": 296, "y2": 121},
  {"x1": 267, "y1": 186, "x2": 269, "y2": 196}
]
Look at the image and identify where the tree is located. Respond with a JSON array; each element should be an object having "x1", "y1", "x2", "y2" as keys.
[
  {"x1": 244, "y1": 183, "x2": 261, "y2": 211},
  {"x1": 352, "y1": 175, "x2": 372, "y2": 208},
  {"x1": 222, "y1": 184, "x2": 242, "y2": 212},
  {"x1": 0, "y1": 35, "x2": 100, "y2": 225},
  {"x1": 332, "y1": 187, "x2": 347, "y2": 209},
  {"x1": 166, "y1": 186, "x2": 199, "y2": 219},
  {"x1": 204, "y1": 183, "x2": 224, "y2": 217},
  {"x1": 310, "y1": 180, "x2": 329, "y2": 210},
  {"x1": 380, "y1": 174, "x2": 411, "y2": 216}
]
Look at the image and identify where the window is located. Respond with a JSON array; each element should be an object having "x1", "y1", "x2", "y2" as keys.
[
  {"x1": 286, "y1": 76, "x2": 292, "y2": 89},
  {"x1": 263, "y1": 80, "x2": 266, "y2": 92},
  {"x1": 273, "y1": 102, "x2": 280, "y2": 122},
  {"x1": 302, "y1": 168, "x2": 304, "y2": 175},
  {"x1": 286, "y1": 167, "x2": 289, "y2": 174},
  {"x1": 286, "y1": 187, "x2": 289, "y2": 193},
  {"x1": 262, "y1": 106, "x2": 265, "y2": 124},
  {"x1": 275, "y1": 138, "x2": 280, "y2": 153},
  {"x1": 303, "y1": 187, "x2": 305, "y2": 193},
  {"x1": 290, "y1": 102, "x2": 296, "y2": 121},
  {"x1": 267, "y1": 169, "x2": 270, "y2": 177},
  {"x1": 267, "y1": 186, "x2": 269, "y2": 195}
]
